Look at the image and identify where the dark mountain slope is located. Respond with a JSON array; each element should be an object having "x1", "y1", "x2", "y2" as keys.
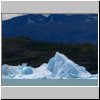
[{"x1": 2, "y1": 14, "x2": 98, "y2": 44}]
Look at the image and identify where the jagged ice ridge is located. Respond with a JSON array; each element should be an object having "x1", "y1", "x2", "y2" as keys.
[{"x1": 2, "y1": 52, "x2": 98, "y2": 79}]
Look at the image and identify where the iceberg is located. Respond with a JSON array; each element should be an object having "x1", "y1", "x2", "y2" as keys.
[
  {"x1": 2, "y1": 52, "x2": 98, "y2": 79},
  {"x1": 48, "y1": 52, "x2": 91, "y2": 78},
  {"x1": 22, "y1": 67, "x2": 33, "y2": 75},
  {"x1": 19, "y1": 63, "x2": 34, "y2": 75},
  {"x1": 2, "y1": 64, "x2": 22, "y2": 78}
]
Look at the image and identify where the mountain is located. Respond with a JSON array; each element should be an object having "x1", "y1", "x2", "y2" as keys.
[
  {"x1": 2, "y1": 52, "x2": 98, "y2": 79},
  {"x1": 2, "y1": 14, "x2": 98, "y2": 44}
]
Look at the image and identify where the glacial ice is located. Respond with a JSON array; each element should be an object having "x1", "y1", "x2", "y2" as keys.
[
  {"x1": 19, "y1": 63, "x2": 34, "y2": 75},
  {"x1": 2, "y1": 52, "x2": 98, "y2": 79},
  {"x1": 22, "y1": 67, "x2": 33, "y2": 75},
  {"x1": 2, "y1": 64, "x2": 22, "y2": 78},
  {"x1": 48, "y1": 52, "x2": 91, "y2": 78}
]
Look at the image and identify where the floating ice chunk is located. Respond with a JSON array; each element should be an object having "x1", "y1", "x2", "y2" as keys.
[
  {"x1": 32, "y1": 63, "x2": 52, "y2": 79},
  {"x1": 22, "y1": 67, "x2": 33, "y2": 75},
  {"x1": 87, "y1": 74, "x2": 98, "y2": 79},
  {"x1": 2, "y1": 64, "x2": 9, "y2": 75},
  {"x1": 19, "y1": 63, "x2": 28, "y2": 70},
  {"x1": 18, "y1": 63, "x2": 34, "y2": 75},
  {"x1": 2, "y1": 64, "x2": 21, "y2": 78}
]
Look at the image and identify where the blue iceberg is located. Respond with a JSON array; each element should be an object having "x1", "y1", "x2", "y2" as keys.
[
  {"x1": 2, "y1": 52, "x2": 98, "y2": 79},
  {"x1": 22, "y1": 67, "x2": 33, "y2": 75},
  {"x1": 48, "y1": 52, "x2": 91, "y2": 78}
]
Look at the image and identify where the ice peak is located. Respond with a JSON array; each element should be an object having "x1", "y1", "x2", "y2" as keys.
[
  {"x1": 55, "y1": 51, "x2": 61, "y2": 56},
  {"x1": 55, "y1": 52, "x2": 66, "y2": 58},
  {"x1": 55, "y1": 52, "x2": 71, "y2": 62},
  {"x1": 48, "y1": 52, "x2": 75, "y2": 74},
  {"x1": 47, "y1": 52, "x2": 91, "y2": 78}
]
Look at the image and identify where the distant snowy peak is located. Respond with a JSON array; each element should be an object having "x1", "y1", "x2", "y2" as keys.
[
  {"x1": 27, "y1": 14, "x2": 53, "y2": 24},
  {"x1": 42, "y1": 14, "x2": 50, "y2": 17}
]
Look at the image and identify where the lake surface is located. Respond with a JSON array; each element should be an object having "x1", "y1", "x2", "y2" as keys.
[{"x1": 2, "y1": 79, "x2": 98, "y2": 86}]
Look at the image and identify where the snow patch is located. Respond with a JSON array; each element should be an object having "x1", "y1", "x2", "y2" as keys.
[{"x1": 42, "y1": 14, "x2": 50, "y2": 17}]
